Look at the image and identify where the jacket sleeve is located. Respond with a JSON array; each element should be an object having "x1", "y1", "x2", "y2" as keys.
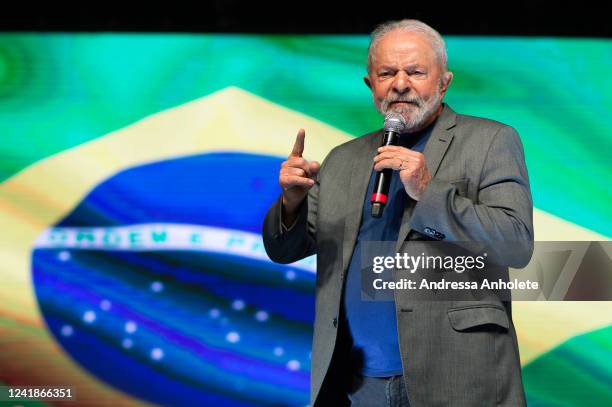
[
  {"x1": 261, "y1": 156, "x2": 326, "y2": 264},
  {"x1": 408, "y1": 125, "x2": 534, "y2": 268}
]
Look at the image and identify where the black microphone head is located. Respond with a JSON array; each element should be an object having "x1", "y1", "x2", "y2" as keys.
[{"x1": 383, "y1": 112, "x2": 407, "y2": 134}]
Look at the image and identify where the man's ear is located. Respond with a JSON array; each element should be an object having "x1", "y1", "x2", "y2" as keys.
[
  {"x1": 363, "y1": 75, "x2": 372, "y2": 90},
  {"x1": 440, "y1": 71, "x2": 453, "y2": 93}
]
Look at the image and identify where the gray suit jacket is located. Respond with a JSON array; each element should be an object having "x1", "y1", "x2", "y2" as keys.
[{"x1": 262, "y1": 104, "x2": 534, "y2": 407}]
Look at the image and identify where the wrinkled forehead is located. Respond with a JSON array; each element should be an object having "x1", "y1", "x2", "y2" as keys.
[{"x1": 371, "y1": 30, "x2": 438, "y2": 68}]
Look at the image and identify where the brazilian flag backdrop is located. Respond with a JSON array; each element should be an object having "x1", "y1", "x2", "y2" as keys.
[{"x1": 0, "y1": 33, "x2": 611, "y2": 406}]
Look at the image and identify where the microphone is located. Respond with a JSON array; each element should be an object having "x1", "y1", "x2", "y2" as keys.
[{"x1": 371, "y1": 112, "x2": 407, "y2": 218}]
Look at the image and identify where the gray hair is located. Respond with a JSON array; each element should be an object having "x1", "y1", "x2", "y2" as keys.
[{"x1": 367, "y1": 19, "x2": 449, "y2": 73}]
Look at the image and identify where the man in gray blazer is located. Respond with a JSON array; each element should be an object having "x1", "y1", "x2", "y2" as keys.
[{"x1": 263, "y1": 19, "x2": 533, "y2": 407}]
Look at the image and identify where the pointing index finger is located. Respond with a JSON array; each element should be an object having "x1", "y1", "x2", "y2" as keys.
[{"x1": 291, "y1": 129, "x2": 305, "y2": 157}]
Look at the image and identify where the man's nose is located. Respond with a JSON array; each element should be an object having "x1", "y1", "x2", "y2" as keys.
[{"x1": 391, "y1": 71, "x2": 411, "y2": 94}]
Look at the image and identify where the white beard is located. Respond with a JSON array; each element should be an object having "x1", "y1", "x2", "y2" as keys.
[{"x1": 377, "y1": 84, "x2": 442, "y2": 132}]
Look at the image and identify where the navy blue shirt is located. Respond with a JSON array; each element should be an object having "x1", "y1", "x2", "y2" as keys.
[{"x1": 343, "y1": 125, "x2": 433, "y2": 377}]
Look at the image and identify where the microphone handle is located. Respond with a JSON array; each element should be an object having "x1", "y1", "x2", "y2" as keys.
[{"x1": 371, "y1": 130, "x2": 400, "y2": 218}]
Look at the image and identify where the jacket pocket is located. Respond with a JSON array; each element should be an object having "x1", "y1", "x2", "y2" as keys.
[{"x1": 447, "y1": 305, "x2": 509, "y2": 331}]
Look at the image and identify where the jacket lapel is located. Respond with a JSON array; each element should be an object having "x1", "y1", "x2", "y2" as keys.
[
  {"x1": 395, "y1": 104, "x2": 457, "y2": 251},
  {"x1": 341, "y1": 131, "x2": 381, "y2": 274}
]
